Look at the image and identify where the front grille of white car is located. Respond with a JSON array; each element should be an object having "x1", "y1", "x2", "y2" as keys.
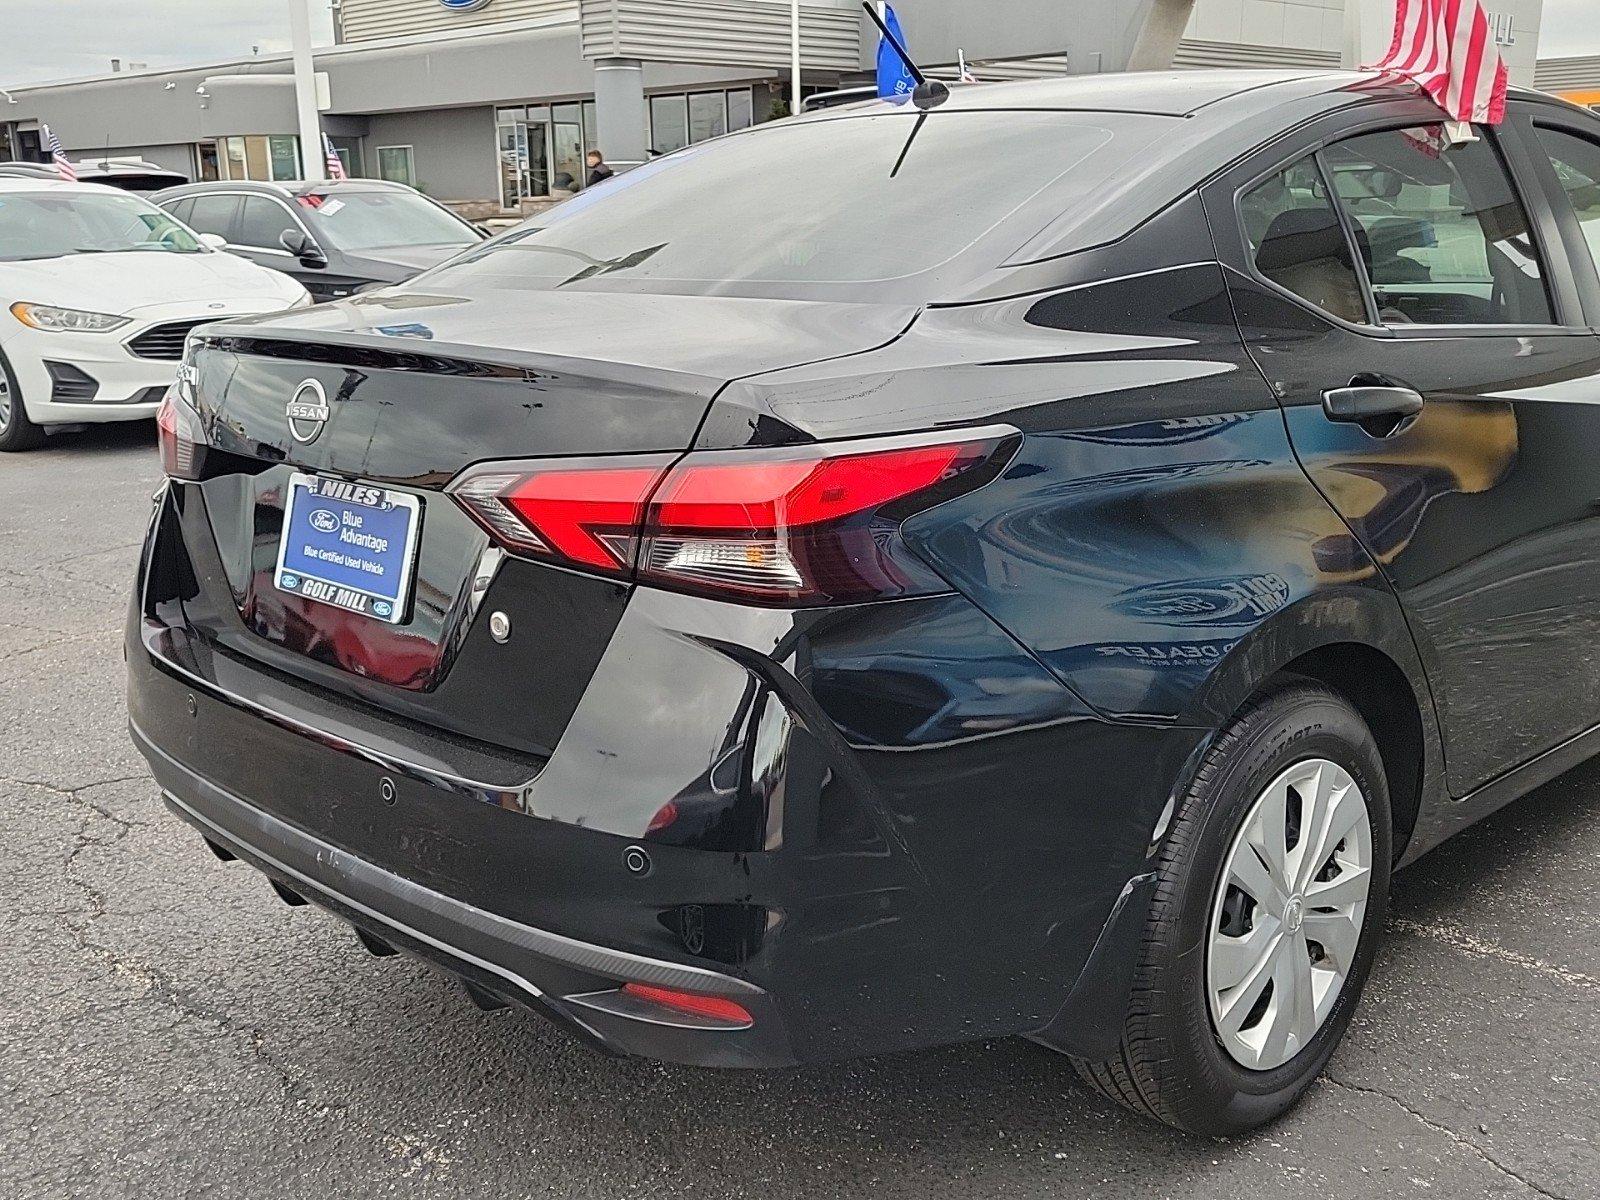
[{"x1": 128, "y1": 319, "x2": 218, "y2": 361}]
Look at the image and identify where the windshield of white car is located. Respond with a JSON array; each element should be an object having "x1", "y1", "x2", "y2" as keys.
[
  {"x1": 0, "y1": 190, "x2": 205, "y2": 261},
  {"x1": 301, "y1": 190, "x2": 477, "y2": 252}
]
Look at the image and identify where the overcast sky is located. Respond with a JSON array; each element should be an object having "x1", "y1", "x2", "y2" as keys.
[{"x1": 0, "y1": 0, "x2": 1595, "y2": 87}]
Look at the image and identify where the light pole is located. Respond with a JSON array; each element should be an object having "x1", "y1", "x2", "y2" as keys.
[{"x1": 289, "y1": 0, "x2": 325, "y2": 180}]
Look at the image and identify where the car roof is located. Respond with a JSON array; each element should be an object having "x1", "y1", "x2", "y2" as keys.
[
  {"x1": 153, "y1": 178, "x2": 415, "y2": 201},
  {"x1": 0, "y1": 176, "x2": 133, "y2": 195}
]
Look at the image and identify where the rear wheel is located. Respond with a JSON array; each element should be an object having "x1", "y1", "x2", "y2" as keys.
[
  {"x1": 0, "y1": 351, "x2": 46, "y2": 452},
  {"x1": 1071, "y1": 680, "x2": 1392, "y2": 1135}
]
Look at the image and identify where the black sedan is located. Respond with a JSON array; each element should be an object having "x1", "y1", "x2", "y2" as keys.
[
  {"x1": 152, "y1": 178, "x2": 484, "y2": 301},
  {"x1": 130, "y1": 70, "x2": 1600, "y2": 1135}
]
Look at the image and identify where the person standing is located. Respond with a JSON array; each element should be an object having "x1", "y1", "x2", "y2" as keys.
[{"x1": 586, "y1": 150, "x2": 614, "y2": 188}]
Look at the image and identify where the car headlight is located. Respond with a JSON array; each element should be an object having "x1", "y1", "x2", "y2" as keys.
[{"x1": 9, "y1": 302, "x2": 131, "y2": 333}]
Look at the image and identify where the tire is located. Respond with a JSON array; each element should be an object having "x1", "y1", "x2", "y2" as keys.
[
  {"x1": 1071, "y1": 679, "x2": 1393, "y2": 1136},
  {"x1": 0, "y1": 350, "x2": 46, "y2": 452}
]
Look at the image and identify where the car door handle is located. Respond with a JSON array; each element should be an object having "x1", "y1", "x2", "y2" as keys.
[{"x1": 1321, "y1": 384, "x2": 1424, "y2": 435}]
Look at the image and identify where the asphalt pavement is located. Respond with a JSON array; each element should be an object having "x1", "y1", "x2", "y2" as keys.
[{"x1": 2, "y1": 423, "x2": 1596, "y2": 1200}]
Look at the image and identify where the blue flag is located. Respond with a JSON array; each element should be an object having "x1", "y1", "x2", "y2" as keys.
[{"x1": 875, "y1": 5, "x2": 915, "y2": 102}]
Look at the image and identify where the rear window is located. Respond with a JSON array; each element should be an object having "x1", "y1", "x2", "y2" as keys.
[{"x1": 423, "y1": 110, "x2": 1165, "y2": 301}]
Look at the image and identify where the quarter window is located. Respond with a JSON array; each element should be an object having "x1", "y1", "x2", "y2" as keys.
[
  {"x1": 1323, "y1": 127, "x2": 1553, "y2": 326},
  {"x1": 1242, "y1": 156, "x2": 1368, "y2": 325},
  {"x1": 1533, "y1": 126, "x2": 1600, "y2": 283}
]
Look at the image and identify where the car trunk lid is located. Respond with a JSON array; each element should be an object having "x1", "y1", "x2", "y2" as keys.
[{"x1": 168, "y1": 289, "x2": 914, "y2": 756}]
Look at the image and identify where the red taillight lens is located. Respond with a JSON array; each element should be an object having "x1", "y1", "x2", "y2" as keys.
[
  {"x1": 619, "y1": 983, "x2": 753, "y2": 1026},
  {"x1": 157, "y1": 390, "x2": 204, "y2": 480},
  {"x1": 450, "y1": 455, "x2": 675, "y2": 578},
  {"x1": 640, "y1": 438, "x2": 1006, "y2": 604},
  {"x1": 447, "y1": 431, "x2": 1016, "y2": 604}
]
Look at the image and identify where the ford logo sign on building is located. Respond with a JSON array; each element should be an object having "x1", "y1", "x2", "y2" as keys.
[{"x1": 438, "y1": 0, "x2": 493, "y2": 10}]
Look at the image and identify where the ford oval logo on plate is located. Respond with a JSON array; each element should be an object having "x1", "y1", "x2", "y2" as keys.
[
  {"x1": 309, "y1": 508, "x2": 340, "y2": 534},
  {"x1": 286, "y1": 378, "x2": 330, "y2": 444}
]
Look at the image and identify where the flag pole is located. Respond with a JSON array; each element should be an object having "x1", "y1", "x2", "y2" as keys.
[
  {"x1": 289, "y1": 0, "x2": 325, "y2": 180},
  {"x1": 790, "y1": 0, "x2": 802, "y2": 116}
]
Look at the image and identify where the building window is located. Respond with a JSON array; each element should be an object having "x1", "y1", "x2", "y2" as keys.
[
  {"x1": 582, "y1": 100, "x2": 598, "y2": 154},
  {"x1": 376, "y1": 145, "x2": 416, "y2": 187},
  {"x1": 268, "y1": 135, "x2": 300, "y2": 181},
  {"x1": 552, "y1": 102, "x2": 584, "y2": 193},
  {"x1": 218, "y1": 134, "x2": 301, "y2": 182},
  {"x1": 651, "y1": 88, "x2": 755, "y2": 154},
  {"x1": 688, "y1": 92, "x2": 728, "y2": 144},
  {"x1": 728, "y1": 88, "x2": 753, "y2": 132},
  {"x1": 650, "y1": 94, "x2": 689, "y2": 156}
]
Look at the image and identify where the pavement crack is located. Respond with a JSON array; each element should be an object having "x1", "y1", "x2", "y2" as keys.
[
  {"x1": 0, "y1": 628, "x2": 119, "y2": 666},
  {"x1": 1389, "y1": 916, "x2": 1600, "y2": 995},
  {"x1": 0, "y1": 773, "x2": 151, "y2": 831},
  {"x1": 43, "y1": 785, "x2": 459, "y2": 1181},
  {"x1": 1321, "y1": 1074, "x2": 1572, "y2": 1200}
]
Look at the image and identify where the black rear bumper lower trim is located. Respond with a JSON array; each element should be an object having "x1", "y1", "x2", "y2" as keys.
[{"x1": 136, "y1": 720, "x2": 764, "y2": 1002}]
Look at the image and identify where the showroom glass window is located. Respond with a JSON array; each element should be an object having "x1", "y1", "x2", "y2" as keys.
[
  {"x1": 1534, "y1": 126, "x2": 1600, "y2": 280},
  {"x1": 650, "y1": 88, "x2": 755, "y2": 155},
  {"x1": 650, "y1": 95, "x2": 689, "y2": 155},
  {"x1": 1322, "y1": 126, "x2": 1553, "y2": 325},
  {"x1": 1241, "y1": 155, "x2": 1369, "y2": 325},
  {"x1": 218, "y1": 134, "x2": 302, "y2": 182},
  {"x1": 552, "y1": 103, "x2": 585, "y2": 193},
  {"x1": 377, "y1": 146, "x2": 416, "y2": 187}
]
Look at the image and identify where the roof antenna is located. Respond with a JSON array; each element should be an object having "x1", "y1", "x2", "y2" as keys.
[{"x1": 861, "y1": 2, "x2": 948, "y2": 110}]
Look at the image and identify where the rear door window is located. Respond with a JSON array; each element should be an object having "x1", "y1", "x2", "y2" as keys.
[
  {"x1": 1241, "y1": 155, "x2": 1368, "y2": 325},
  {"x1": 186, "y1": 194, "x2": 241, "y2": 242},
  {"x1": 1532, "y1": 126, "x2": 1600, "y2": 281},
  {"x1": 1322, "y1": 127, "x2": 1553, "y2": 326}
]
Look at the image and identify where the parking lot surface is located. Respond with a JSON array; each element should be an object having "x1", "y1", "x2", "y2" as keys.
[{"x1": 2, "y1": 425, "x2": 1596, "y2": 1200}]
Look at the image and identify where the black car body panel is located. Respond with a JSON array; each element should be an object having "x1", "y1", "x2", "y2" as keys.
[{"x1": 128, "y1": 72, "x2": 1600, "y2": 1068}]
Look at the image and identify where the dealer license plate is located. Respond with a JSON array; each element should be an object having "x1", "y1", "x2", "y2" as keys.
[{"x1": 272, "y1": 473, "x2": 422, "y2": 624}]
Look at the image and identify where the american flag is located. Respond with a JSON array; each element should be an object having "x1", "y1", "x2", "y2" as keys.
[
  {"x1": 323, "y1": 134, "x2": 347, "y2": 181},
  {"x1": 42, "y1": 124, "x2": 76, "y2": 182},
  {"x1": 1370, "y1": 0, "x2": 1508, "y2": 126}
]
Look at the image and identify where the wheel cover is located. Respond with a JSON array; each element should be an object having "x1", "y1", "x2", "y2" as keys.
[
  {"x1": 0, "y1": 373, "x2": 11, "y2": 430},
  {"x1": 1205, "y1": 757, "x2": 1373, "y2": 1071}
]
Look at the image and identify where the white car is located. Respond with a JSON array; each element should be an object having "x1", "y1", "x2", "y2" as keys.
[{"x1": 0, "y1": 178, "x2": 310, "y2": 451}]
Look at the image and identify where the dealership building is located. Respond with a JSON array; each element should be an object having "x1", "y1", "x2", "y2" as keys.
[{"x1": 0, "y1": 0, "x2": 1571, "y2": 219}]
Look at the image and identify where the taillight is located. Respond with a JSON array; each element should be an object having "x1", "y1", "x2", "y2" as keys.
[
  {"x1": 450, "y1": 454, "x2": 676, "y2": 579},
  {"x1": 156, "y1": 389, "x2": 205, "y2": 480},
  {"x1": 448, "y1": 429, "x2": 1016, "y2": 605}
]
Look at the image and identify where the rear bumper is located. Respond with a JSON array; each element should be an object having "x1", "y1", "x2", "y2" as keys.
[
  {"x1": 137, "y1": 721, "x2": 792, "y2": 1066},
  {"x1": 128, "y1": 481, "x2": 1213, "y2": 1067}
]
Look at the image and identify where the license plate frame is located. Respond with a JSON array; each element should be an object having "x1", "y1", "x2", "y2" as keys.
[{"x1": 272, "y1": 473, "x2": 423, "y2": 625}]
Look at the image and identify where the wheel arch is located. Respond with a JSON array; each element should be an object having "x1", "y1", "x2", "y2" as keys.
[{"x1": 1186, "y1": 588, "x2": 1442, "y2": 862}]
